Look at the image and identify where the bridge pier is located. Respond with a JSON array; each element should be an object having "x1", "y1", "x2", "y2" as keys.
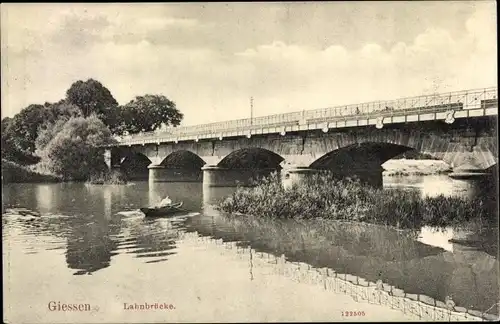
[
  {"x1": 104, "y1": 148, "x2": 112, "y2": 170},
  {"x1": 449, "y1": 165, "x2": 498, "y2": 199},
  {"x1": 202, "y1": 165, "x2": 278, "y2": 187},
  {"x1": 283, "y1": 167, "x2": 325, "y2": 189},
  {"x1": 148, "y1": 164, "x2": 203, "y2": 182},
  {"x1": 329, "y1": 167, "x2": 384, "y2": 188},
  {"x1": 104, "y1": 148, "x2": 122, "y2": 171}
]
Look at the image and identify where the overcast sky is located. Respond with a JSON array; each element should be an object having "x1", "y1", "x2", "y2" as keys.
[{"x1": 1, "y1": 2, "x2": 497, "y2": 125}]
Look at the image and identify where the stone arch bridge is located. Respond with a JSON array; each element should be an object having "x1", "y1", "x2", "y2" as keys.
[
  {"x1": 103, "y1": 87, "x2": 498, "y2": 187},
  {"x1": 106, "y1": 117, "x2": 497, "y2": 187}
]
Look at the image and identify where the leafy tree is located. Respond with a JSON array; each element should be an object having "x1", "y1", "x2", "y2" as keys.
[
  {"x1": 108, "y1": 95, "x2": 183, "y2": 135},
  {"x1": 1, "y1": 117, "x2": 12, "y2": 147},
  {"x1": 35, "y1": 102, "x2": 82, "y2": 152},
  {"x1": 102, "y1": 105, "x2": 127, "y2": 135},
  {"x1": 40, "y1": 115, "x2": 116, "y2": 180},
  {"x1": 1, "y1": 117, "x2": 40, "y2": 164},
  {"x1": 45, "y1": 101, "x2": 82, "y2": 123},
  {"x1": 35, "y1": 118, "x2": 71, "y2": 154},
  {"x1": 5, "y1": 104, "x2": 50, "y2": 153},
  {"x1": 66, "y1": 79, "x2": 118, "y2": 118},
  {"x1": 1, "y1": 101, "x2": 82, "y2": 164}
]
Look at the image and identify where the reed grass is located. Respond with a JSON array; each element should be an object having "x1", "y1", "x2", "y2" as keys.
[
  {"x1": 217, "y1": 172, "x2": 494, "y2": 229},
  {"x1": 87, "y1": 170, "x2": 128, "y2": 185}
]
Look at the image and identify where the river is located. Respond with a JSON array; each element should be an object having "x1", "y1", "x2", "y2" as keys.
[{"x1": 2, "y1": 175, "x2": 499, "y2": 323}]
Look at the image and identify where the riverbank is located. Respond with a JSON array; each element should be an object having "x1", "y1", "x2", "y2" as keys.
[
  {"x1": 382, "y1": 159, "x2": 451, "y2": 176},
  {"x1": 1, "y1": 159, "x2": 61, "y2": 184},
  {"x1": 217, "y1": 173, "x2": 495, "y2": 229},
  {"x1": 1, "y1": 159, "x2": 130, "y2": 185}
]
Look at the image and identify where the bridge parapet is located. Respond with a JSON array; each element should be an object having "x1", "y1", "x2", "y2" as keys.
[{"x1": 110, "y1": 87, "x2": 497, "y2": 147}]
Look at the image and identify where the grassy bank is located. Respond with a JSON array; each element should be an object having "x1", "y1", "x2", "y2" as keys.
[
  {"x1": 2, "y1": 159, "x2": 129, "y2": 185},
  {"x1": 1, "y1": 159, "x2": 61, "y2": 183},
  {"x1": 217, "y1": 173, "x2": 495, "y2": 229}
]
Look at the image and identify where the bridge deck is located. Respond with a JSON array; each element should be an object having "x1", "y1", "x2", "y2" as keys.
[{"x1": 110, "y1": 87, "x2": 497, "y2": 147}]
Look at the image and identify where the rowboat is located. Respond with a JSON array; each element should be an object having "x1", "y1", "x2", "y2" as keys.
[{"x1": 139, "y1": 202, "x2": 185, "y2": 218}]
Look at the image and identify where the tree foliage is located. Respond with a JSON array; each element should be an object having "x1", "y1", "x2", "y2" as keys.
[
  {"x1": 4, "y1": 77, "x2": 184, "y2": 180},
  {"x1": 1, "y1": 117, "x2": 13, "y2": 151},
  {"x1": 4, "y1": 104, "x2": 49, "y2": 153},
  {"x1": 2, "y1": 102, "x2": 81, "y2": 158},
  {"x1": 35, "y1": 102, "x2": 82, "y2": 152},
  {"x1": 45, "y1": 101, "x2": 83, "y2": 123},
  {"x1": 40, "y1": 115, "x2": 116, "y2": 180},
  {"x1": 1, "y1": 117, "x2": 40, "y2": 165},
  {"x1": 106, "y1": 95, "x2": 183, "y2": 135},
  {"x1": 66, "y1": 79, "x2": 118, "y2": 118}
]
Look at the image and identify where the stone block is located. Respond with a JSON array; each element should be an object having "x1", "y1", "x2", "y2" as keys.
[
  {"x1": 357, "y1": 278, "x2": 369, "y2": 287},
  {"x1": 345, "y1": 274, "x2": 358, "y2": 284},
  {"x1": 418, "y1": 294, "x2": 435, "y2": 306},
  {"x1": 392, "y1": 288, "x2": 405, "y2": 297},
  {"x1": 406, "y1": 293, "x2": 419, "y2": 301},
  {"x1": 466, "y1": 309, "x2": 483, "y2": 318},
  {"x1": 382, "y1": 283, "x2": 393, "y2": 293},
  {"x1": 435, "y1": 300, "x2": 447, "y2": 309}
]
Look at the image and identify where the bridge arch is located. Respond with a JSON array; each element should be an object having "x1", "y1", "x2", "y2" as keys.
[
  {"x1": 159, "y1": 150, "x2": 206, "y2": 170},
  {"x1": 202, "y1": 148, "x2": 284, "y2": 187},
  {"x1": 307, "y1": 141, "x2": 451, "y2": 187},
  {"x1": 310, "y1": 142, "x2": 419, "y2": 170},
  {"x1": 217, "y1": 148, "x2": 285, "y2": 170},
  {"x1": 120, "y1": 152, "x2": 152, "y2": 180},
  {"x1": 304, "y1": 128, "x2": 496, "y2": 171}
]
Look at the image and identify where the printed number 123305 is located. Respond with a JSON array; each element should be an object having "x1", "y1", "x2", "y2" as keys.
[{"x1": 342, "y1": 311, "x2": 366, "y2": 317}]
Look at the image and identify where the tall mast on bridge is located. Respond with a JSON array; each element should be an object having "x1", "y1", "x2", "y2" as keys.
[{"x1": 250, "y1": 96, "x2": 254, "y2": 125}]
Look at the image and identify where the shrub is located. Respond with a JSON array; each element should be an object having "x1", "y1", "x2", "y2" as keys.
[
  {"x1": 38, "y1": 115, "x2": 116, "y2": 181},
  {"x1": 217, "y1": 173, "x2": 492, "y2": 229},
  {"x1": 87, "y1": 170, "x2": 128, "y2": 185}
]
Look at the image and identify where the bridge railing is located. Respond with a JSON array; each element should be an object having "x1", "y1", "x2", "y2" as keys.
[
  {"x1": 302, "y1": 87, "x2": 497, "y2": 120},
  {"x1": 117, "y1": 87, "x2": 497, "y2": 144}
]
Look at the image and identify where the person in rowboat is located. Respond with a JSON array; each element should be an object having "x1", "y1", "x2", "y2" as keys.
[
  {"x1": 156, "y1": 196, "x2": 173, "y2": 208},
  {"x1": 141, "y1": 196, "x2": 183, "y2": 217}
]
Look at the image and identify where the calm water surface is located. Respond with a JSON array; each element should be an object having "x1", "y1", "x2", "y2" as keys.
[{"x1": 2, "y1": 175, "x2": 499, "y2": 323}]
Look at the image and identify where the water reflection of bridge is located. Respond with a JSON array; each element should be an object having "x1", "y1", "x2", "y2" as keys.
[
  {"x1": 180, "y1": 230, "x2": 495, "y2": 321},
  {"x1": 182, "y1": 207, "x2": 499, "y2": 320}
]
